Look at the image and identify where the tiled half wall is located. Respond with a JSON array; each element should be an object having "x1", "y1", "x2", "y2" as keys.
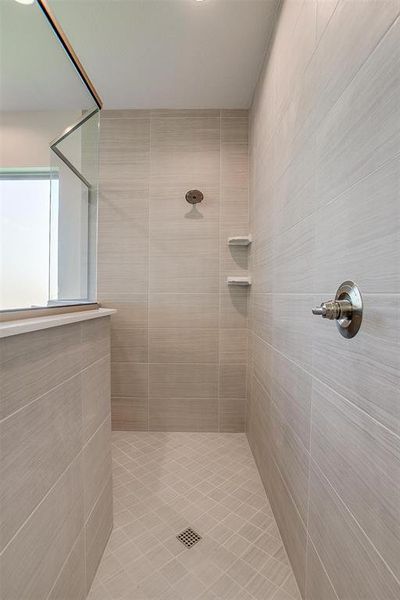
[{"x1": 0, "y1": 316, "x2": 113, "y2": 600}]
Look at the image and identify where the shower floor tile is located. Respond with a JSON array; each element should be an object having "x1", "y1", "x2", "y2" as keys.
[{"x1": 87, "y1": 432, "x2": 300, "y2": 600}]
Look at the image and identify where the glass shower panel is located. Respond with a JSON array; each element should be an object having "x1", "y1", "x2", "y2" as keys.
[{"x1": 49, "y1": 109, "x2": 99, "y2": 305}]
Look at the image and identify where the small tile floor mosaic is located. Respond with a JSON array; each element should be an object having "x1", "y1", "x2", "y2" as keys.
[{"x1": 88, "y1": 432, "x2": 301, "y2": 600}]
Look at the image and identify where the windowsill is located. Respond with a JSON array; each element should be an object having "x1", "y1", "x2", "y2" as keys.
[{"x1": 0, "y1": 308, "x2": 116, "y2": 339}]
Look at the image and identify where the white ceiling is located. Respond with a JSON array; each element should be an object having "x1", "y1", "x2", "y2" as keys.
[
  {"x1": 0, "y1": 0, "x2": 95, "y2": 111},
  {"x1": 49, "y1": 0, "x2": 279, "y2": 109}
]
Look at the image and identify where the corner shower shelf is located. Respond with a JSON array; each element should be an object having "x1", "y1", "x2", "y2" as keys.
[
  {"x1": 228, "y1": 235, "x2": 252, "y2": 246},
  {"x1": 227, "y1": 276, "x2": 252, "y2": 287}
]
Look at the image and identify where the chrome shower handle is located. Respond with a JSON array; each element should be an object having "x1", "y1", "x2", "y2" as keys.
[
  {"x1": 312, "y1": 281, "x2": 363, "y2": 339},
  {"x1": 312, "y1": 299, "x2": 352, "y2": 320}
]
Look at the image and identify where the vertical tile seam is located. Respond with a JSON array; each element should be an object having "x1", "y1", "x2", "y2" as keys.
[
  {"x1": 304, "y1": 370, "x2": 315, "y2": 600},
  {"x1": 244, "y1": 109, "x2": 250, "y2": 434},
  {"x1": 217, "y1": 110, "x2": 222, "y2": 431},
  {"x1": 147, "y1": 113, "x2": 152, "y2": 432},
  {"x1": 305, "y1": 534, "x2": 340, "y2": 600},
  {"x1": 251, "y1": 328, "x2": 400, "y2": 443},
  {"x1": 44, "y1": 526, "x2": 87, "y2": 600}
]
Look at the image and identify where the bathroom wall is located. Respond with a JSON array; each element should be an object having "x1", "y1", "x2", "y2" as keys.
[
  {"x1": 0, "y1": 317, "x2": 112, "y2": 599},
  {"x1": 98, "y1": 109, "x2": 249, "y2": 432},
  {"x1": 0, "y1": 110, "x2": 81, "y2": 167},
  {"x1": 247, "y1": 1, "x2": 400, "y2": 599}
]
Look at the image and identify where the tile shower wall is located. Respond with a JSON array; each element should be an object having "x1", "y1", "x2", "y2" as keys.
[
  {"x1": 0, "y1": 317, "x2": 113, "y2": 600},
  {"x1": 98, "y1": 110, "x2": 249, "y2": 433},
  {"x1": 248, "y1": 1, "x2": 400, "y2": 599}
]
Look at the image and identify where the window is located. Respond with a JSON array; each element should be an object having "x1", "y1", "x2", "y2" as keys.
[{"x1": 0, "y1": 170, "x2": 56, "y2": 310}]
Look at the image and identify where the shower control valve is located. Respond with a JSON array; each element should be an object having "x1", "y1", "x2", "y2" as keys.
[
  {"x1": 312, "y1": 299, "x2": 352, "y2": 320},
  {"x1": 312, "y1": 281, "x2": 363, "y2": 339}
]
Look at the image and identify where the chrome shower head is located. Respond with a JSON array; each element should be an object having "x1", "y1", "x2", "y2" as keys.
[{"x1": 185, "y1": 190, "x2": 203, "y2": 204}]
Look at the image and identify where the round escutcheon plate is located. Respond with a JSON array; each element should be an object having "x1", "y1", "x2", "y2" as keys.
[{"x1": 185, "y1": 190, "x2": 204, "y2": 204}]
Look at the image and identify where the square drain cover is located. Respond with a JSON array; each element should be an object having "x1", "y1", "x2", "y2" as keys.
[{"x1": 176, "y1": 527, "x2": 202, "y2": 549}]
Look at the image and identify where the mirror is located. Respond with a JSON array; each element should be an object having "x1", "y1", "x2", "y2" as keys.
[{"x1": 0, "y1": 0, "x2": 101, "y2": 312}]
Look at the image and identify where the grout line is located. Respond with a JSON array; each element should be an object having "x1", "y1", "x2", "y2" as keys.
[
  {"x1": 254, "y1": 3, "x2": 399, "y2": 206},
  {"x1": 247, "y1": 432, "x2": 307, "y2": 584},
  {"x1": 44, "y1": 527, "x2": 85, "y2": 600},
  {"x1": 217, "y1": 109, "x2": 222, "y2": 433},
  {"x1": 0, "y1": 453, "x2": 81, "y2": 558},
  {"x1": 0, "y1": 352, "x2": 111, "y2": 425},
  {"x1": 306, "y1": 535, "x2": 340, "y2": 600},
  {"x1": 310, "y1": 458, "x2": 400, "y2": 589},
  {"x1": 0, "y1": 413, "x2": 111, "y2": 558},
  {"x1": 84, "y1": 469, "x2": 113, "y2": 528},
  {"x1": 304, "y1": 366, "x2": 314, "y2": 599},
  {"x1": 147, "y1": 114, "x2": 151, "y2": 433},
  {"x1": 250, "y1": 330, "x2": 400, "y2": 443},
  {"x1": 103, "y1": 433, "x2": 297, "y2": 598}
]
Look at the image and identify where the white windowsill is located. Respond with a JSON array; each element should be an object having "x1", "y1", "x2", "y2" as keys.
[{"x1": 0, "y1": 308, "x2": 116, "y2": 339}]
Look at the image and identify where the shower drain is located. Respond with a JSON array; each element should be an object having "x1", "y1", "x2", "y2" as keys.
[{"x1": 176, "y1": 527, "x2": 202, "y2": 549}]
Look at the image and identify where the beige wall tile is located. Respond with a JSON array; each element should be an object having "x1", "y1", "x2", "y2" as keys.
[
  {"x1": 0, "y1": 375, "x2": 82, "y2": 551},
  {"x1": 251, "y1": 293, "x2": 273, "y2": 344},
  {"x1": 305, "y1": 0, "x2": 400, "y2": 135},
  {"x1": 98, "y1": 109, "x2": 249, "y2": 432},
  {"x1": 265, "y1": 455, "x2": 307, "y2": 598},
  {"x1": 150, "y1": 208, "x2": 219, "y2": 244},
  {"x1": 316, "y1": 0, "x2": 339, "y2": 43},
  {"x1": 83, "y1": 417, "x2": 112, "y2": 521},
  {"x1": 0, "y1": 319, "x2": 112, "y2": 599},
  {"x1": 100, "y1": 117, "x2": 150, "y2": 188},
  {"x1": 97, "y1": 258, "x2": 148, "y2": 297},
  {"x1": 219, "y1": 365, "x2": 247, "y2": 399},
  {"x1": 249, "y1": 4, "x2": 400, "y2": 598},
  {"x1": 111, "y1": 329, "x2": 148, "y2": 363},
  {"x1": 99, "y1": 186, "x2": 148, "y2": 225},
  {"x1": 272, "y1": 294, "x2": 313, "y2": 371},
  {"x1": 149, "y1": 328, "x2": 218, "y2": 363},
  {"x1": 102, "y1": 297, "x2": 148, "y2": 329},
  {"x1": 111, "y1": 362, "x2": 148, "y2": 398},
  {"x1": 148, "y1": 293, "x2": 219, "y2": 329},
  {"x1": 219, "y1": 397, "x2": 245, "y2": 433},
  {"x1": 149, "y1": 364, "x2": 218, "y2": 399},
  {"x1": 311, "y1": 378, "x2": 400, "y2": 582},
  {"x1": 149, "y1": 397, "x2": 218, "y2": 432},
  {"x1": 220, "y1": 193, "x2": 249, "y2": 231},
  {"x1": 273, "y1": 214, "x2": 314, "y2": 293},
  {"x1": 251, "y1": 337, "x2": 311, "y2": 451},
  {"x1": 268, "y1": 395, "x2": 310, "y2": 525},
  {"x1": 82, "y1": 356, "x2": 111, "y2": 444},
  {"x1": 81, "y1": 317, "x2": 111, "y2": 370},
  {"x1": 0, "y1": 457, "x2": 84, "y2": 600},
  {"x1": 220, "y1": 290, "x2": 249, "y2": 329},
  {"x1": 149, "y1": 254, "x2": 219, "y2": 294},
  {"x1": 0, "y1": 323, "x2": 81, "y2": 420},
  {"x1": 305, "y1": 539, "x2": 338, "y2": 600},
  {"x1": 48, "y1": 532, "x2": 86, "y2": 600},
  {"x1": 314, "y1": 159, "x2": 400, "y2": 295},
  {"x1": 219, "y1": 330, "x2": 248, "y2": 364},
  {"x1": 151, "y1": 109, "x2": 220, "y2": 119},
  {"x1": 111, "y1": 397, "x2": 148, "y2": 431},
  {"x1": 308, "y1": 462, "x2": 400, "y2": 599},
  {"x1": 273, "y1": 156, "x2": 315, "y2": 235},
  {"x1": 85, "y1": 477, "x2": 113, "y2": 593},
  {"x1": 316, "y1": 18, "x2": 400, "y2": 207},
  {"x1": 313, "y1": 294, "x2": 400, "y2": 437}
]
